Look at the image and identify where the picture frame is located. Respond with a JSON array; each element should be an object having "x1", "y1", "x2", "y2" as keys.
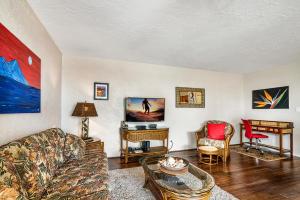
[
  {"x1": 94, "y1": 82, "x2": 109, "y2": 100},
  {"x1": 252, "y1": 86, "x2": 289, "y2": 109},
  {"x1": 176, "y1": 87, "x2": 205, "y2": 108},
  {"x1": 0, "y1": 23, "x2": 41, "y2": 114}
]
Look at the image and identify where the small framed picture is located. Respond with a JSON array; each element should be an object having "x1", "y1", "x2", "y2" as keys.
[{"x1": 94, "y1": 82, "x2": 109, "y2": 100}]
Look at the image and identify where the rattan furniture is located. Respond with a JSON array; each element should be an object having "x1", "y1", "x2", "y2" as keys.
[
  {"x1": 140, "y1": 156, "x2": 215, "y2": 200},
  {"x1": 195, "y1": 120, "x2": 235, "y2": 163},
  {"x1": 120, "y1": 128, "x2": 169, "y2": 163},
  {"x1": 198, "y1": 146, "x2": 221, "y2": 165},
  {"x1": 84, "y1": 138, "x2": 105, "y2": 152}
]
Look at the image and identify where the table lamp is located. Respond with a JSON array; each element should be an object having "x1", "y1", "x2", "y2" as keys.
[{"x1": 72, "y1": 102, "x2": 98, "y2": 139}]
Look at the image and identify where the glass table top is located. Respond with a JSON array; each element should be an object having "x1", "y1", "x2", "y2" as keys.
[{"x1": 140, "y1": 155, "x2": 215, "y2": 193}]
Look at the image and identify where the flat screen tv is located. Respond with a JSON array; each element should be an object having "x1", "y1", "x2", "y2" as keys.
[{"x1": 125, "y1": 97, "x2": 165, "y2": 122}]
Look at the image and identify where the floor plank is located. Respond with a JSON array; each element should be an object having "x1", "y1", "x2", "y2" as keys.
[{"x1": 108, "y1": 150, "x2": 300, "y2": 200}]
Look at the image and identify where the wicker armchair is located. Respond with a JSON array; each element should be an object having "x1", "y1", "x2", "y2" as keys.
[{"x1": 195, "y1": 120, "x2": 235, "y2": 163}]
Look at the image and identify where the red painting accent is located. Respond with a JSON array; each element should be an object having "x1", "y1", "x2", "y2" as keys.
[{"x1": 0, "y1": 23, "x2": 41, "y2": 89}]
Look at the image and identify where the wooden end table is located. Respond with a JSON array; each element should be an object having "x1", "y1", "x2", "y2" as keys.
[
  {"x1": 84, "y1": 138, "x2": 104, "y2": 152},
  {"x1": 198, "y1": 146, "x2": 221, "y2": 165}
]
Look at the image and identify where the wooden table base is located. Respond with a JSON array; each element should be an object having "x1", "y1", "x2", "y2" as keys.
[{"x1": 199, "y1": 153, "x2": 220, "y2": 165}]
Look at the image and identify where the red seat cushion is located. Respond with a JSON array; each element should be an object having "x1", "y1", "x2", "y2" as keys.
[{"x1": 207, "y1": 123, "x2": 226, "y2": 140}]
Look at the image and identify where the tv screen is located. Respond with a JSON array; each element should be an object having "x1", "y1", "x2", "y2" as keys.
[{"x1": 125, "y1": 97, "x2": 165, "y2": 122}]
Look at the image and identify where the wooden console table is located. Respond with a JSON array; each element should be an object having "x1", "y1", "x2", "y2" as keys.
[
  {"x1": 240, "y1": 119, "x2": 294, "y2": 158},
  {"x1": 120, "y1": 128, "x2": 169, "y2": 164}
]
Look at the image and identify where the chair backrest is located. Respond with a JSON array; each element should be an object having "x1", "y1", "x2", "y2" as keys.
[
  {"x1": 205, "y1": 120, "x2": 234, "y2": 138},
  {"x1": 242, "y1": 119, "x2": 253, "y2": 139}
]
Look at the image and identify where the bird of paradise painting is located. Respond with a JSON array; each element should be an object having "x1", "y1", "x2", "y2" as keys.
[
  {"x1": 252, "y1": 86, "x2": 289, "y2": 109},
  {"x1": 0, "y1": 23, "x2": 41, "y2": 114}
]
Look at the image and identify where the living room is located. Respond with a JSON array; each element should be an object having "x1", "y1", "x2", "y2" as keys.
[{"x1": 0, "y1": 1, "x2": 299, "y2": 200}]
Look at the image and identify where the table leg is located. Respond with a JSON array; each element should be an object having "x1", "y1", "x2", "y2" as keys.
[
  {"x1": 209, "y1": 155, "x2": 212, "y2": 165},
  {"x1": 240, "y1": 124, "x2": 243, "y2": 146},
  {"x1": 125, "y1": 140, "x2": 129, "y2": 164},
  {"x1": 290, "y1": 133, "x2": 293, "y2": 159},
  {"x1": 279, "y1": 134, "x2": 283, "y2": 157},
  {"x1": 143, "y1": 175, "x2": 149, "y2": 188},
  {"x1": 199, "y1": 153, "x2": 202, "y2": 163}
]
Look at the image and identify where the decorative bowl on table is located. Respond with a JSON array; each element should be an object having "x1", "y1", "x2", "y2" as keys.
[{"x1": 159, "y1": 156, "x2": 189, "y2": 175}]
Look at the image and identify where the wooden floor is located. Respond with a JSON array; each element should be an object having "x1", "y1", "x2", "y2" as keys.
[{"x1": 109, "y1": 150, "x2": 300, "y2": 200}]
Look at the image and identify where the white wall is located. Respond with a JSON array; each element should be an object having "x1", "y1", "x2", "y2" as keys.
[
  {"x1": 0, "y1": 0, "x2": 62, "y2": 145},
  {"x1": 1, "y1": 1, "x2": 298, "y2": 160},
  {"x1": 62, "y1": 56, "x2": 244, "y2": 157},
  {"x1": 243, "y1": 65, "x2": 300, "y2": 156}
]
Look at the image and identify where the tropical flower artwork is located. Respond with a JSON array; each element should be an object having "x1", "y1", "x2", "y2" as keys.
[{"x1": 252, "y1": 86, "x2": 289, "y2": 109}]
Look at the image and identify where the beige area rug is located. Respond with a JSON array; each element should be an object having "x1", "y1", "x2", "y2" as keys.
[
  {"x1": 109, "y1": 166, "x2": 238, "y2": 200},
  {"x1": 231, "y1": 145, "x2": 288, "y2": 161}
]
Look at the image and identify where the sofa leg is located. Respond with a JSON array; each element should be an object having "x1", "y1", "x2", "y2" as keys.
[{"x1": 198, "y1": 153, "x2": 202, "y2": 163}]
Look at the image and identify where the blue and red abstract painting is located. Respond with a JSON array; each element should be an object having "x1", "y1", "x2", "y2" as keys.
[{"x1": 0, "y1": 23, "x2": 41, "y2": 114}]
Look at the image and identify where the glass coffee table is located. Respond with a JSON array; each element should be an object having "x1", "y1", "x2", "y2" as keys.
[{"x1": 140, "y1": 155, "x2": 215, "y2": 200}]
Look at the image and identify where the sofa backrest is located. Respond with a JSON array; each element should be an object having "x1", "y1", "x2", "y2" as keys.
[
  {"x1": 0, "y1": 128, "x2": 67, "y2": 199},
  {"x1": 34, "y1": 129, "x2": 66, "y2": 174},
  {"x1": 64, "y1": 133, "x2": 86, "y2": 161}
]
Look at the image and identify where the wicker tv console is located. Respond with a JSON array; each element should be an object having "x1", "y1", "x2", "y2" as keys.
[{"x1": 120, "y1": 127, "x2": 169, "y2": 164}]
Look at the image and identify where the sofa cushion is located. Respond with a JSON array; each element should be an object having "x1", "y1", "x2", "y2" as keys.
[
  {"x1": 198, "y1": 138, "x2": 225, "y2": 149},
  {"x1": 36, "y1": 129, "x2": 66, "y2": 175},
  {"x1": 0, "y1": 155, "x2": 28, "y2": 200},
  {"x1": 64, "y1": 133, "x2": 86, "y2": 161},
  {"x1": 0, "y1": 128, "x2": 66, "y2": 200},
  {"x1": 15, "y1": 136, "x2": 52, "y2": 199},
  {"x1": 42, "y1": 152, "x2": 109, "y2": 200},
  {"x1": 0, "y1": 140, "x2": 48, "y2": 200},
  {"x1": 207, "y1": 123, "x2": 226, "y2": 140}
]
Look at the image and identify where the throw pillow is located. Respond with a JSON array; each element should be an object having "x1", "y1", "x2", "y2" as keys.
[
  {"x1": 207, "y1": 123, "x2": 226, "y2": 140},
  {"x1": 64, "y1": 133, "x2": 86, "y2": 161}
]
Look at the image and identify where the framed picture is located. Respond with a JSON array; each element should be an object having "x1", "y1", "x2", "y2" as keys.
[
  {"x1": 252, "y1": 86, "x2": 289, "y2": 109},
  {"x1": 176, "y1": 87, "x2": 205, "y2": 108},
  {"x1": 94, "y1": 82, "x2": 109, "y2": 100},
  {"x1": 0, "y1": 23, "x2": 41, "y2": 114}
]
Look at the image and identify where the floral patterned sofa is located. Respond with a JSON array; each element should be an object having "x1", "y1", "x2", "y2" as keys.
[{"x1": 0, "y1": 128, "x2": 109, "y2": 200}]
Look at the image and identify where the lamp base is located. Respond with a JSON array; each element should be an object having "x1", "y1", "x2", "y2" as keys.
[{"x1": 81, "y1": 117, "x2": 89, "y2": 139}]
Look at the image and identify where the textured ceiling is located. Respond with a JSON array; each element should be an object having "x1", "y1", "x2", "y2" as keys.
[{"x1": 27, "y1": 0, "x2": 300, "y2": 73}]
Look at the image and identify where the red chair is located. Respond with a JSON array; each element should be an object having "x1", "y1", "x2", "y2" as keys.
[{"x1": 242, "y1": 119, "x2": 269, "y2": 154}]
